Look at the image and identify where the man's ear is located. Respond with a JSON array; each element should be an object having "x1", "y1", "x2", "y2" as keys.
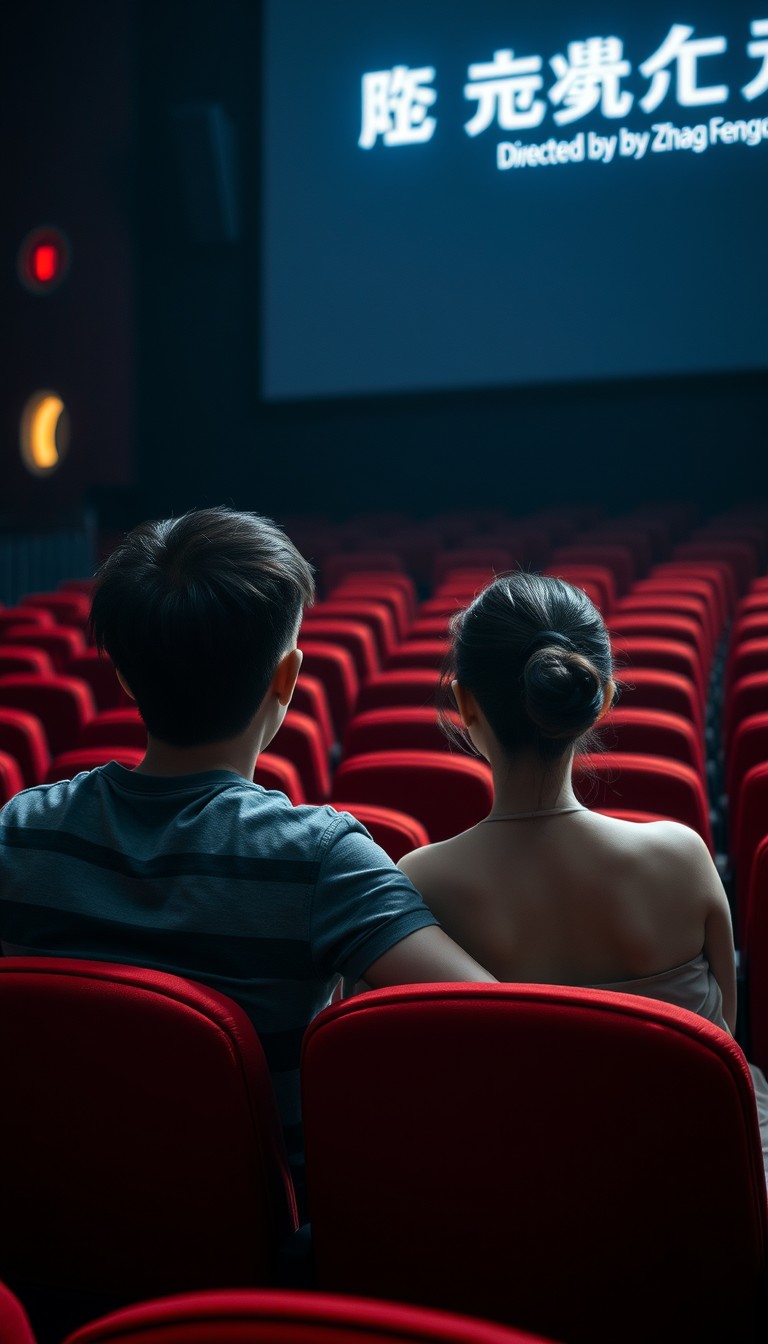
[
  {"x1": 116, "y1": 669, "x2": 135, "y2": 701},
  {"x1": 451, "y1": 679, "x2": 478, "y2": 728},
  {"x1": 273, "y1": 648, "x2": 303, "y2": 707}
]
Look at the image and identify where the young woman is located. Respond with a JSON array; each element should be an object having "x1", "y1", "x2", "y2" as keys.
[{"x1": 397, "y1": 571, "x2": 768, "y2": 1173}]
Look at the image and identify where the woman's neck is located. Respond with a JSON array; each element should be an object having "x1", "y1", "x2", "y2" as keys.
[{"x1": 485, "y1": 748, "x2": 579, "y2": 820}]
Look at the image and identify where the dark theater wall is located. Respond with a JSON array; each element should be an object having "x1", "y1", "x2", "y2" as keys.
[{"x1": 1, "y1": 2, "x2": 136, "y2": 524}]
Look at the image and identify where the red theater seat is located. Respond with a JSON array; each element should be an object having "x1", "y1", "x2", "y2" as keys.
[
  {"x1": 0, "y1": 1280, "x2": 37, "y2": 1344},
  {"x1": 302, "y1": 983, "x2": 768, "y2": 1344},
  {"x1": 296, "y1": 643, "x2": 358, "y2": 739},
  {"x1": 613, "y1": 666, "x2": 704, "y2": 740},
  {"x1": 254, "y1": 753, "x2": 307, "y2": 805},
  {"x1": 331, "y1": 802, "x2": 430, "y2": 863},
  {"x1": 725, "y1": 639, "x2": 768, "y2": 700},
  {"x1": 342, "y1": 707, "x2": 462, "y2": 759},
  {"x1": 0, "y1": 676, "x2": 95, "y2": 756},
  {"x1": 45, "y1": 748, "x2": 144, "y2": 783},
  {"x1": 321, "y1": 551, "x2": 405, "y2": 592},
  {"x1": 0, "y1": 709, "x2": 50, "y2": 788},
  {"x1": 610, "y1": 636, "x2": 707, "y2": 714},
  {"x1": 573, "y1": 753, "x2": 713, "y2": 853},
  {"x1": 0, "y1": 959, "x2": 297, "y2": 1333},
  {"x1": 354, "y1": 670, "x2": 441, "y2": 715},
  {"x1": 0, "y1": 750, "x2": 25, "y2": 805},
  {"x1": 21, "y1": 591, "x2": 91, "y2": 630},
  {"x1": 1, "y1": 625, "x2": 86, "y2": 674},
  {"x1": 0, "y1": 647, "x2": 55, "y2": 678},
  {"x1": 730, "y1": 761, "x2": 768, "y2": 944},
  {"x1": 299, "y1": 619, "x2": 379, "y2": 680},
  {"x1": 66, "y1": 650, "x2": 132, "y2": 712},
  {"x1": 723, "y1": 673, "x2": 768, "y2": 759},
  {"x1": 0, "y1": 607, "x2": 55, "y2": 635},
  {"x1": 332, "y1": 750, "x2": 493, "y2": 842},
  {"x1": 331, "y1": 572, "x2": 418, "y2": 626},
  {"x1": 608, "y1": 613, "x2": 711, "y2": 677},
  {"x1": 543, "y1": 564, "x2": 617, "y2": 614},
  {"x1": 62, "y1": 1289, "x2": 552, "y2": 1344},
  {"x1": 79, "y1": 709, "x2": 146, "y2": 751},
  {"x1": 599, "y1": 706, "x2": 705, "y2": 777},
  {"x1": 303, "y1": 600, "x2": 398, "y2": 662},
  {"x1": 385, "y1": 639, "x2": 449, "y2": 672},
  {"x1": 275, "y1": 711, "x2": 331, "y2": 803},
  {"x1": 290, "y1": 675, "x2": 335, "y2": 753},
  {"x1": 747, "y1": 835, "x2": 768, "y2": 1074}
]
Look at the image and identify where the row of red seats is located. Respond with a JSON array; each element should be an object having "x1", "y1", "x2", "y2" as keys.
[{"x1": 0, "y1": 958, "x2": 764, "y2": 1344}]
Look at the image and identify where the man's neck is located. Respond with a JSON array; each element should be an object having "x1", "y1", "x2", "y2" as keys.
[{"x1": 134, "y1": 734, "x2": 259, "y2": 781}]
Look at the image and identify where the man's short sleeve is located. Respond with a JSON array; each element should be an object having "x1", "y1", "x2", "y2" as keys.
[{"x1": 310, "y1": 812, "x2": 439, "y2": 983}]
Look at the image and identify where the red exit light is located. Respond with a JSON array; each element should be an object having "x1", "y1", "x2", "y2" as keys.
[{"x1": 18, "y1": 227, "x2": 70, "y2": 293}]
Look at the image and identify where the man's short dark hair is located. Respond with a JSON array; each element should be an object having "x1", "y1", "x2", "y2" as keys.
[{"x1": 90, "y1": 507, "x2": 316, "y2": 747}]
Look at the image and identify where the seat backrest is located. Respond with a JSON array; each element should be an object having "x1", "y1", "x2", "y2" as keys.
[
  {"x1": 608, "y1": 613, "x2": 710, "y2": 674},
  {"x1": 0, "y1": 607, "x2": 54, "y2": 633},
  {"x1": 78, "y1": 709, "x2": 146, "y2": 751},
  {"x1": 342, "y1": 707, "x2": 461, "y2": 760},
  {"x1": 299, "y1": 620, "x2": 379, "y2": 680},
  {"x1": 330, "y1": 802, "x2": 429, "y2": 862},
  {"x1": 0, "y1": 958, "x2": 297, "y2": 1323},
  {"x1": 273, "y1": 711, "x2": 331, "y2": 803},
  {"x1": 2, "y1": 625, "x2": 86, "y2": 674},
  {"x1": 62, "y1": 1288, "x2": 551, "y2": 1344},
  {"x1": 302, "y1": 983, "x2": 767, "y2": 1344},
  {"x1": 331, "y1": 750, "x2": 493, "y2": 842},
  {"x1": 0, "y1": 709, "x2": 50, "y2": 787},
  {"x1": 612, "y1": 666, "x2": 704, "y2": 738},
  {"x1": 726, "y1": 639, "x2": 768, "y2": 700},
  {"x1": 303, "y1": 601, "x2": 398, "y2": 661},
  {"x1": 0, "y1": 675, "x2": 95, "y2": 756},
  {"x1": 573, "y1": 752, "x2": 713, "y2": 852},
  {"x1": 598, "y1": 706, "x2": 704, "y2": 776},
  {"x1": 726, "y1": 713, "x2": 768, "y2": 815},
  {"x1": 289, "y1": 675, "x2": 335, "y2": 753},
  {"x1": 254, "y1": 752, "x2": 307, "y2": 805},
  {"x1": 747, "y1": 834, "x2": 768, "y2": 1075},
  {"x1": 21, "y1": 591, "x2": 91, "y2": 629},
  {"x1": 0, "y1": 1279, "x2": 37, "y2": 1344},
  {"x1": 296, "y1": 642, "x2": 359, "y2": 739},
  {"x1": 66, "y1": 650, "x2": 131, "y2": 712},
  {"x1": 724, "y1": 673, "x2": 768, "y2": 758},
  {"x1": 0, "y1": 647, "x2": 55, "y2": 678},
  {"x1": 610, "y1": 637, "x2": 706, "y2": 711},
  {"x1": 354, "y1": 670, "x2": 441, "y2": 716},
  {"x1": 543, "y1": 564, "x2": 617, "y2": 614},
  {"x1": 385, "y1": 640, "x2": 449, "y2": 672},
  {"x1": 0, "y1": 749, "x2": 25, "y2": 805},
  {"x1": 731, "y1": 762, "x2": 768, "y2": 943},
  {"x1": 45, "y1": 747, "x2": 145, "y2": 783}
]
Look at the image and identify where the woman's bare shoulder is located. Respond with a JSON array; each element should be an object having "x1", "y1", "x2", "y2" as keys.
[{"x1": 397, "y1": 827, "x2": 481, "y2": 895}]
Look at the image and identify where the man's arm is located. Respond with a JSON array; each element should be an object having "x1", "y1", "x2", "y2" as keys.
[{"x1": 361, "y1": 926, "x2": 496, "y2": 987}]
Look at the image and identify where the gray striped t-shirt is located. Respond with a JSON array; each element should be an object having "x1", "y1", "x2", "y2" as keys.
[{"x1": 0, "y1": 763, "x2": 438, "y2": 1166}]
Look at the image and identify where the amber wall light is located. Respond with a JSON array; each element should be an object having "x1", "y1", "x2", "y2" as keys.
[{"x1": 20, "y1": 391, "x2": 70, "y2": 475}]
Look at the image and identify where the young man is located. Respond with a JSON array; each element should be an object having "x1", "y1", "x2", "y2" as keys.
[{"x1": 0, "y1": 507, "x2": 492, "y2": 1194}]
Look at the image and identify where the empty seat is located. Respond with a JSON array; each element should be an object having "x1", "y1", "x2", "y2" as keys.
[
  {"x1": 0, "y1": 647, "x2": 55, "y2": 678},
  {"x1": 342, "y1": 707, "x2": 462, "y2": 759},
  {"x1": 0, "y1": 709, "x2": 50, "y2": 788},
  {"x1": 432, "y1": 548, "x2": 512, "y2": 588},
  {"x1": 303, "y1": 600, "x2": 398, "y2": 662},
  {"x1": 599, "y1": 707, "x2": 705, "y2": 777},
  {"x1": 1, "y1": 626, "x2": 86, "y2": 674},
  {"x1": 0, "y1": 608, "x2": 55, "y2": 635},
  {"x1": 355, "y1": 670, "x2": 441, "y2": 715},
  {"x1": 331, "y1": 571, "x2": 418, "y2": 625},
  {"x1": 0, "y1": 677, "x2": 95, "y2": 756},
  {"x1": 299, "y1": 619, "x2": 379, "y2": 681},
  {"x1": 66, "y1": 650, "x2": 132, "y2": 713},
  {"x1": 573, "y1": 753, "x2": 713, "y2": 852},
  {"x1": 79, "y1": 709, "x2": 146, "y2": 751},
  {"x1": 0, "y1": 958, "x2": 298, "y2": 1338},
  {"x1": 332, "y1": 751, "x2": 493, "y2": 842},
  {"x1": 615, "y1": 664, "x2": 705, "y2": 742},
  {"x1": 0, "y1": 1279, "x2": 37, "y2": 1344},
  {"x1": 611, "y1": 637, "x2": 707, "y2": 714},
  {"x1": 331, "y1": 802, "x2": 429, "y2": 863},
  {"x1": 608, "y1": 613, "x2": 711, "y2": 677},
  {"x1": 296, "y1": 643, "x2": 358, "y2": 740},
  {"x1": 724, "y1": 673, "x2": 768, "y2": 760},
  {"x1": 543, "y1": 564, "x2": 617, "y2": 614},
  {"x1": 0, "y1": 750, "x2": 25, "y2": 805},
  {"x1": 385, "y1": 640, "x2": 449, "y2": 672},
  {"x1": 302, "y1": 983, "x2": 768, "y2": 1344},
  {"x1": 725, "y1": 639, "x2": 768, "y2": 701},
  {"x1": 45, "y1": 748, "x2": 145, "y2": 784},
  {"x1": 549, "y1": 544, "x2": 635, "y2": 595},
  {"x1": 62, "y1": 1289, "x2": 551, "y2": 1344},
  {"x1": 746, "y1": 834, "x2": 768, "y2": 1074},
  {"x1": 730, "y1": 762, "x2": 768, "y2": 945},
  {"x1": 321, "y1": 551, "x2": 405, "y2": 592},
  {"x1": 274, "y1": 711, "x2": 331, "y2": 803},
  {"x1": 290, "y1": 675, "x2": 335, "y2": 753},
  {"x1": 254, "y1": 753, "x2": 307, "y2": 805},
  {"x1": 21, "y1": 591, "x2": 91, "y2": 630}
]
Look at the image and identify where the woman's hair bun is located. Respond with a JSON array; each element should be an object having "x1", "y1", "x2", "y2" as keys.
[{"x1": 522, "y1": 646, "x2": 604, "y2": 738}]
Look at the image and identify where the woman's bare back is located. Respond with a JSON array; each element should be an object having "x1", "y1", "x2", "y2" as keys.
[{"x1": 398, "y1": 809, "x2": 724, "y2": 988}]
